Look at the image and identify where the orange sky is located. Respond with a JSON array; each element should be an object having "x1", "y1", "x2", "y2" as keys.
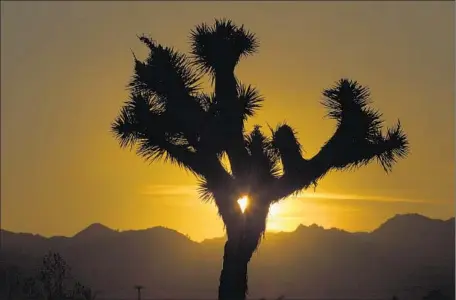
[{"x1": 1, "y1": 1, "x2": 454, "y2": 242}]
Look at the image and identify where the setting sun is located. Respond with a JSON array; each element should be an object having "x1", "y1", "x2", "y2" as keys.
[{"x1": 237, "y1": 196, "x2": 249, "y2": 213}]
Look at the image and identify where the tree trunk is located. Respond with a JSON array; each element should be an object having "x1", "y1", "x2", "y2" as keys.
[
  {"x1": 218, "y1": 238, "x2": 251, "y2": 300},
  {"x1": 218, "y1": 222, "x2": 265, "y2": 300}
]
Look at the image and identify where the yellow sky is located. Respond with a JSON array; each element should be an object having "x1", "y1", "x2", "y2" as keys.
[{"x1": 1, "y1": 1, "x2": 454, "y2": 242}]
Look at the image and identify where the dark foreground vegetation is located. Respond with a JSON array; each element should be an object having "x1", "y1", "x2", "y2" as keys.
[
  {"x1": 1, "y1": 250, "x2": 453, "y2": 300},
  {"x1": 1, "y1": 251, "x2": 97, "y2": 300}
]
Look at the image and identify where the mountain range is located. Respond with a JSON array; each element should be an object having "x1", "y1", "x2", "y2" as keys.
[{"x1": 1, "y1": 214, "x2": 454, "y2": 300}]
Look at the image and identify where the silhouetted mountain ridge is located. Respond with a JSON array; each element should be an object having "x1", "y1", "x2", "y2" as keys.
[
  {"x1": 73, "y1": 222, "x2": 116, "y2": 240},
  {"x1": 1, "y1": 214, "x2": 454, "y2": 300},
  {"x1": 374, "y1": 213, "x2": 453, "y2": 234}
]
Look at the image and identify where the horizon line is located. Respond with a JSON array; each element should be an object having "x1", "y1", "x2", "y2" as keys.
[{"x1": 2, "y1": 213, "x2": 454, "y2": 243}]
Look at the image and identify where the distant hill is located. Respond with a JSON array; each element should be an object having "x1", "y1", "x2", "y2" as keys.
[
  {"x1": 1, "y1": 214, "x2": 454, "y2": 300},
  {"x1": 72, "y1": 223, "x2": 117, "y2": 241}
]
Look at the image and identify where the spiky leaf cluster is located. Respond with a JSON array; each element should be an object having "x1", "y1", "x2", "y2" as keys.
[
  {"x1": 317, "y1": 79, "x2": 409, "y2": 172},
  {"x1": 190, "y1": 18, "x2": 259, "y2": 75}
]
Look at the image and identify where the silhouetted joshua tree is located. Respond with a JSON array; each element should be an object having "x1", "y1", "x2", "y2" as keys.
[{"x1": 111, "y1": 19, "x2": 409, "y2": 300}]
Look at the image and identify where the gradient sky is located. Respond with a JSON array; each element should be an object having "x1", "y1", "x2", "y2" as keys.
[{"x1": 1, "y1": 1, "x2": 454, "y2": 242}]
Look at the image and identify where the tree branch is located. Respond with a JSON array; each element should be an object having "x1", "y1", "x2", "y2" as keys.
[
  {"x1": 269, "y1": 79, "x2": 409, "y2": 201},
  {"x1": 111, "y1": 92, "x2": 230, "y2": 179},
  {"x1": 190, "y1": 19, "x2": 259, "y2": 180},
  {"x1": 131, "y1": 35, "x2": 206, "y2": 148}
]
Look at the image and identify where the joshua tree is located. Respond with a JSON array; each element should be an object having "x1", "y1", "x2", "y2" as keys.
[{"x1": 111, "y1": 19, "x2": 409, "y2": 300}]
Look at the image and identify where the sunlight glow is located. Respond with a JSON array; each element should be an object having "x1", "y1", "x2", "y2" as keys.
[
  {"x1": 237, "y1": 196, "x2": 249, "y2": 214},
  {"x1": 268, "y1": 203, "x2": 280, "y2": 217}
]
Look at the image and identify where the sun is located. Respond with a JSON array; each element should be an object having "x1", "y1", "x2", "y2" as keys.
[
  {"x1": 237, "y1": 196, "x2": 249, "y2": 213},
  {"x1": 236, "y1": 197, "x2": 280, "y2": 216}
]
